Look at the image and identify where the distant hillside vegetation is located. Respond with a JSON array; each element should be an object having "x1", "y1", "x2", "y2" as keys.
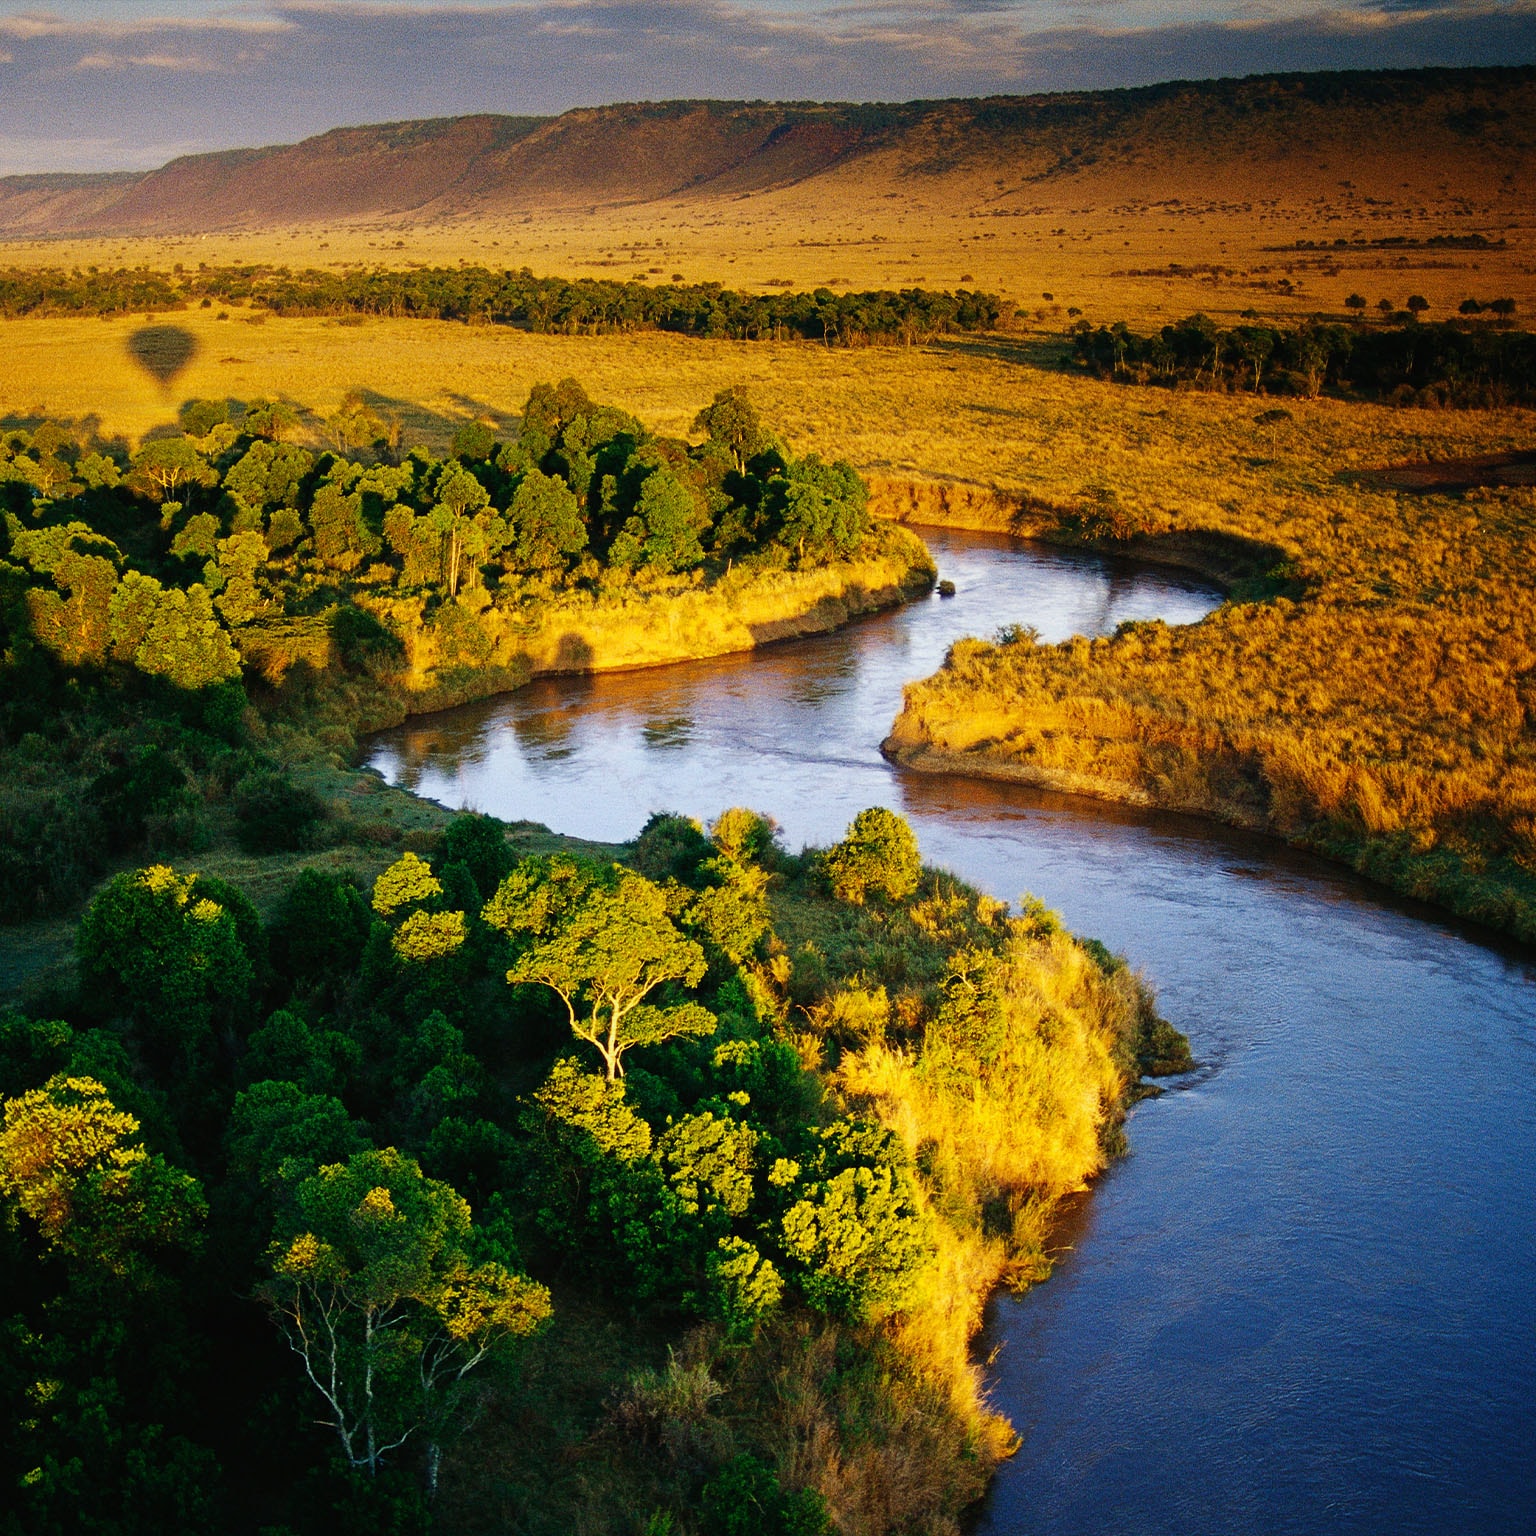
[{"x1": 2, "y1": 67, "x2": 1533, "y2": 236}]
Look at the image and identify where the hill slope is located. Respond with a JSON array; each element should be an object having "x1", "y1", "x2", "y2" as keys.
[{"x1": 3, "y1": 68, "x2": 1533, "y2": 236}]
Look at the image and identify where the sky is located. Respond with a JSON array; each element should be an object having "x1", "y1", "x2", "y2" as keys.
[{"x1": 1, "y1": 0, "x2": 1532, "y2": 174}]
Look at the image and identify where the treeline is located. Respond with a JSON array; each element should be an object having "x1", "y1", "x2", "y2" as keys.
[
  {"x1": 0, "y1": 802, "x2": 1186, "y2": 1534},
  {"x1": 1070, "y1": 314, "x2": 1536, "y2": 407},
  {"x1": 0, "y1": 264, "x2": 1007, "y2": 346},
  {"x1": 0, "y1": 382, "x2": 873, "y2": 918}
]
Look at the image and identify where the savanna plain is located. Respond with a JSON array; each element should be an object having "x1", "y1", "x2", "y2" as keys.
[{"x1": 0, "y1": 65, "x2": 1533, "y2": 1536}]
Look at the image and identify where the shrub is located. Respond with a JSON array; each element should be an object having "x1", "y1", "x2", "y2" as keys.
[{"x1": 825, "y1": 807, "x2": 921, "y2": 905}]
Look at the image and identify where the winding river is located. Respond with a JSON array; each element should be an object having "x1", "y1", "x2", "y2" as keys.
[{"x1": 368, "y1": 527, "x2": 1536, "y2": 1534}]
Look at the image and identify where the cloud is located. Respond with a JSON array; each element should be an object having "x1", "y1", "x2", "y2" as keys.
[
  {"x1": 74, "y1": 50, "x2": 225, "y2": 69},
  {"x1": 0, "y1": 0, "x2": 1532, "y2": 174}
]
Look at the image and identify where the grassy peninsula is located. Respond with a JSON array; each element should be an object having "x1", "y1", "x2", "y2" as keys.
[{"x1": 882, "y1": 361, "x2": 1536, "y2": 943}]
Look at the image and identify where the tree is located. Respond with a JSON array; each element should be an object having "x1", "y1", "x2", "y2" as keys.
[
  {"x1": 693, "y1": 386, "x2": 766, "y2": 473},
  {"x1": 213, "y1": 531, "x2": 267, "y2": 626},
  {"x1": 450, "y1": 421, "x2": 497, "y2": 462},
  {"x1": 260, "y1": 1147, "x2": 550, "y2": 1486},
  {"x1": 778, "y1": 1121, "x2": 932, "y2": 1321},
  {"x1": 243, "y1": 398, "x2": 299, "y2": 442},
  {"x1": 76, "y1": 865, "x2": 257, "y2": 1065},
  {"x1": 440, "y1": 814, "x2": 515, "y2": 903},
  {"x1": 0, "y1": 1074, "x2": 205, "y2": 1281},
  {"x1": 774, "y1": 456, "x2": 867, "y2": 565},
  {"x1": 483, "y1": 856, "x2": 715, "y2": 1079},
  {"x1": 131, "y1": 583, "x2": 242, "y2": 690},
  {"x1": 824, "y1": 807, "x2": 921, "y2": 905},
  {"x1": 1406, "y1": 294, "x2": 1430, "y2": 317},
  {"x1": 506, "y1": 468, "x2": 587, "y2": 573},
  {"x1": 309, "y1": 482, "x2": 376, "y2": 573},
  {"x1": 1344, "y1": 293, "x2": 1367, "y2": 313},
  {"x1": 426, "y1": 463, "x2": 496, "y2": 597},
  {"x1": 130, "y1": 438, "x2": 214, "y2": 505},
  {"x1": 610, "y1": 468, "x2": 704, "y2": 573}
]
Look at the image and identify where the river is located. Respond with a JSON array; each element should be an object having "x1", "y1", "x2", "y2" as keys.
[{"x1": 367, "y1": 527, "x2": 1536, "y2": 1534}]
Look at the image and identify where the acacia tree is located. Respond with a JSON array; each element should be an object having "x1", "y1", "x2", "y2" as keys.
[
  {"x1": 261, "y1": 1147, "x2": 550, "y2": 1489},
  {"x1": 483, "y1": 855, "x2": 715, "y2": 1079},
  {"x1": 130, "y1": 438, "x2": 214, "y2": 505}
]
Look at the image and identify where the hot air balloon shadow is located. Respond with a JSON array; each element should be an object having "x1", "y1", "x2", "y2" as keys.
[{"x1": 127, "y1": 325, "x2": 199, "y2": 393}]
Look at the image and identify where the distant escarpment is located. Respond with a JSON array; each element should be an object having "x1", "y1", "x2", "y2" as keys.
[{"x1": 3, "y1": 67, "x2": 1534, "y2": 235}]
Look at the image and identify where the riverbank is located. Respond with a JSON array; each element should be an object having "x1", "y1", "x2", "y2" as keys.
[
  {"x1": 253, "y1": 521, "x2": 936, "y2": 740},
  {"x1": 877, "y1": 476, "x2": 1536, "y2": 947}
]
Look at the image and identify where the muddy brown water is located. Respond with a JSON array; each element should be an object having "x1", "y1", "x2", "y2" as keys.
[{"x1": 368, "y1": 527, "x2": 1536, "y2": 1534}]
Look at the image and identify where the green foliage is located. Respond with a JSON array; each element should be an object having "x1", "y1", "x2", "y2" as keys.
[
  {"x1": 632, "y1": 812, "x2": 712, "y2": 885},
  {"x1": 825, "y1": 807, "x2": 922, "y2": 905},
  {"x1": 773, "y1": 455, "x2": 868, "y2": 565},
  {"x1": 0, "y1": 1073, "x2": 206, "y2": 1282},
  {"x1": 76, "y1": 865, "x2": 258, "y2": 1065},
  {"x1": 1072, "y1": 312, "x2": 1536, "y2": 406},
  {"x1": 484, "y1": 855, "x2": 714, "y2": 1079},
  {"x1": 779, "y1": 1122, "x2": 933, "y2": 1321},
  {"x1": 234, "y1": 770, "x2": 326, "y2": 853},
  {"x1": 440, "y1": 813, "x2": 515, "y2": 902},
  {"x1": 372, "y1": 851, "x2": 442, "y2": 917},
  {"x1": 261, "y1": 1146, "x2": 552, "y2": 1477},
  {"x1": 693, "y1": 386, "x2": 768, "y2": 472},
  {"x1": 700, "y1": 1454, "x2": 831, "y2": 1536},
  {"x1": 268, "y1": 868, "x2": 372, "y2": 983},
  {"x1": 506, "y1": 468, "x2": 587, "y2": 573}
]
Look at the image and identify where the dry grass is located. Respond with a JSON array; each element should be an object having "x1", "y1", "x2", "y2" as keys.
[
  {"x1": 5, "y1": 116, "x2": 1535, "y2": 331},
  {"x1": 7, "y1": 298, "x2": 1533, "y2": 934}
]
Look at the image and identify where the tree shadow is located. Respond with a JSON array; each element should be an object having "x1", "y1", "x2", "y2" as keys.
[
  {"x1": 927, "y1": 333, "x2": 1077, "y2": 372},
  {"x1": 127, "y1": 325, "x2": 200, "y2": 392}
]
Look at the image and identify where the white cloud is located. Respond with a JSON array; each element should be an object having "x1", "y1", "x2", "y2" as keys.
[{"x1": 75, "y1": 48, "x2": 224, "y2": 68}]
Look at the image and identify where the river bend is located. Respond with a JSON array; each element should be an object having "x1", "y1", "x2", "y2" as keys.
[{"x1": 368, "y1": 527, "x2": 1536, "y2": 1534}]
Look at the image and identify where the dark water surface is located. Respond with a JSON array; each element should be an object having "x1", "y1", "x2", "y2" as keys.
[{"x1": 368, "y1": 528, "x2": 1536, "y2": 1534}]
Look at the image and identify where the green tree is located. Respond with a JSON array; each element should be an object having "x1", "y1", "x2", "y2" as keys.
[
  {"x1": 130, "y1": 438, "x2": 214, "y2": 506},
  {"x1": 213, "y1": 531, "x2": 267, "y2": 626},
  {"x1": 483, "y1": 856, "x2": 715, "y2": 1079},
  {"x1": 106, "y1": 577, "x2": 241, "y2": 689},
  {"x1": 693, "y1": 385, "x2": 766, "y2": 473},
  {"x1": 774, "y1": 456, "x2": 867, "y2": 564},
  {"x1": 0, "y1": 1074, "x2": 205, "y2": 1281},
  {"x1": 223, "y1": 439, "x2": 313, "y2": 523},
  {"x1": 309, "y1": 481, "x2": 376, "y2": 573},
  {"x1": 779, "y1": 1122, "x2": 932, "y2": 1321},
  {"x1": 428, "y1": 463, "x2": 494, "y2": 597},
  {"x1": 260, "y1": 1147, "x2": 551, "y2": 1485},
  {"x1": 610, "y1": 468, "x2": 704, "y2": 573},
  {"x1": 440, "y1": 813, "x2": 515, "y2": 903},
  {"x1": 506, "y1": 468, "x2": 587, "y2": 573},
  {"x1": 76, "y1": 865, "x2": 257, "y2": 1065},
  {"x1": 824, "y1": 807, "x2": 921, "y2": 905}
]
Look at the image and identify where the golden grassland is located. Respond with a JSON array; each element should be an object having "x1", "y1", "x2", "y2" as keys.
[
  {"x1": 5, "y1": 305, "x2": 1535, "y2": 940},
  {"x1": 6, "y1": 126, "x2": 1536, "y2": 332}
]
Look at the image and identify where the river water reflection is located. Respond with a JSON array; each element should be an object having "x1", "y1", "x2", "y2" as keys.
[{"x1": 367, "y1": 527, "x2": 1536, "y2": 1534}]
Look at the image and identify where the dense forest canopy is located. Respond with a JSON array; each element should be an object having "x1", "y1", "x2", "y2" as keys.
[
  {"x1": 0, "y1": 265, "x2": 1007, "y2": 347},
  {"x1": 0, "y1": 798, "x2": 1185, "y2": 1534},
  {"x1": 0, "y1": 381, "x2": 873, "y2": 920}
]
